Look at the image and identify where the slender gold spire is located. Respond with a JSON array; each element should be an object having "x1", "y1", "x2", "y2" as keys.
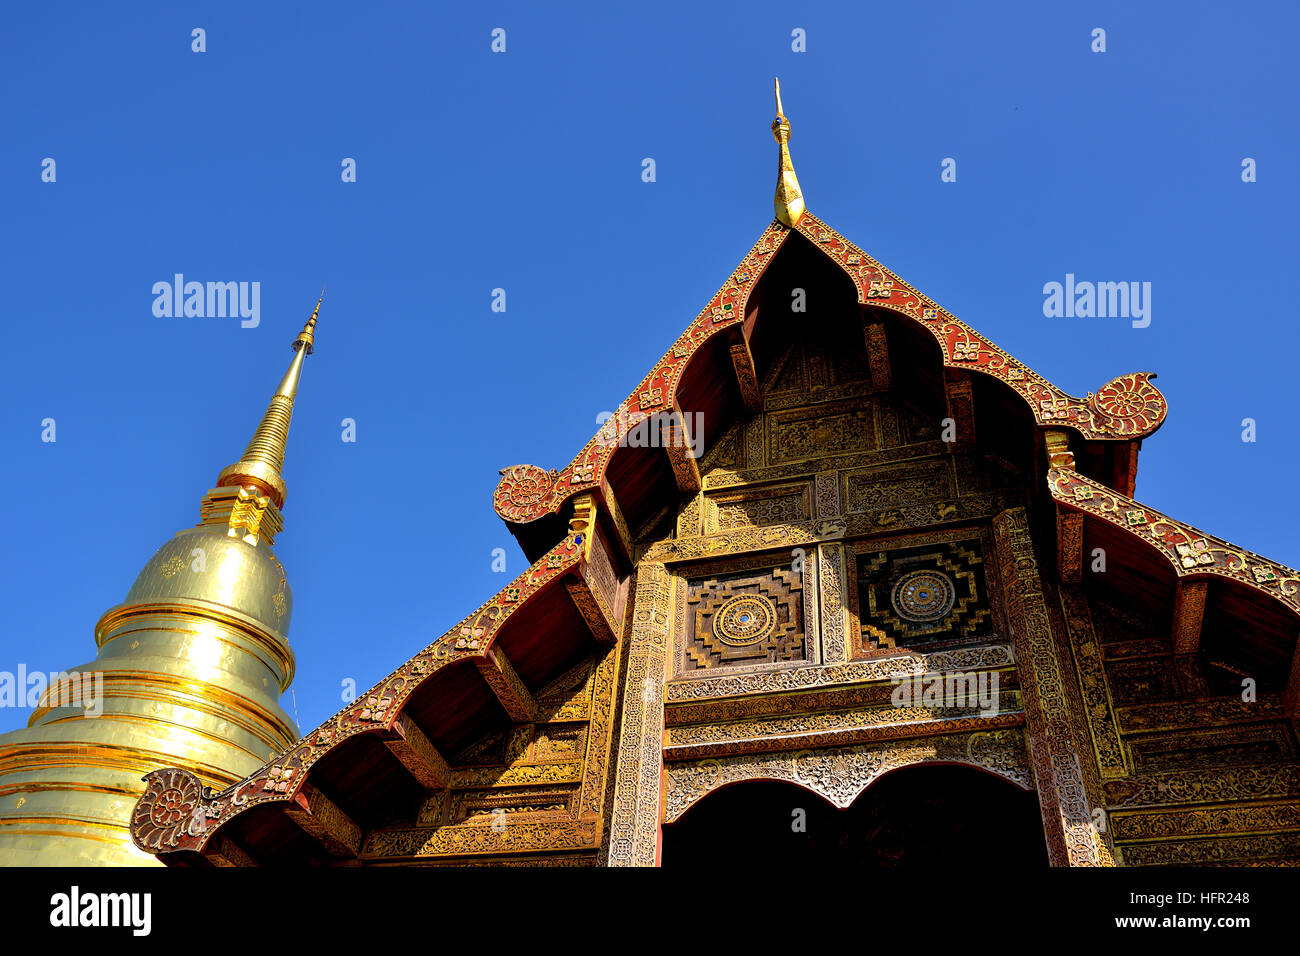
[
  {"x1": 293, "y1": 287, "x2": 322, "y2": 355},
  {"x1": 215, "y1": 295, "x2": 322, "y2": 509},
  {"x1": 771, "y1": 77, "x2": 806, "y2": 227}
]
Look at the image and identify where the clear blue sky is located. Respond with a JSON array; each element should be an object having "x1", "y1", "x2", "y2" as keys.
[{"x1": 2, "y1": 1, "x2": 1296, "y2": 735}]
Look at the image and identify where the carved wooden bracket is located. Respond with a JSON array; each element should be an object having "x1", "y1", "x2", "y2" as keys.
[
  {"x1": 285, "y1": 782, "x2": 362, "y2": 859},
  {"x1": 385, "y1": 713, "x2": 452, "y2": 790},
  {"x1": 476, "y1": 644, "x2": 537, "y2": 722},
  {"x1": 662, "y1": 409, "x2": 702, "y2": 495},
  {"x1": 727, "y1": 328, "x2": 763, "y2": 414},
  {"x1": 1171, "y1": 580, "x2": 1208, "y2": 655}
]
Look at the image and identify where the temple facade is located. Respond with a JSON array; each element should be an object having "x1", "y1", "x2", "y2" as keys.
[{"x1": 17, "y1": 83, "x2": 1300, "y2": 867}]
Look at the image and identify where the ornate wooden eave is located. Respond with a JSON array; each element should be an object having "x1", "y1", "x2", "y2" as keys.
[
  {"x1": 1047, "y1": 465, "x2": 1300, "y2": 619},
  {"x1": 131, "y1": 497, "x2": 629, "y2": 863},
  {"x1": 494, "y1": 212, "x2": 1168, "y2": 560},
  {"x1": 1044, "y1": 446, "x2": 1300, "y2": 748}
]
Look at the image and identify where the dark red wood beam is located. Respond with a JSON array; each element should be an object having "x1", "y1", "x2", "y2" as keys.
[
  {"x1": 284, "y1": 781, "x2": 362, "y2": 859},
  {"x1": 385, "y1": 713, "x2": 453, "y2": 790}
]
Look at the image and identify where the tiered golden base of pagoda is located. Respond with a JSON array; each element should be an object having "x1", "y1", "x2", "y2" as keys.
[{"x1": 0, "y1": 527, "x2": 299, "y2": 864}]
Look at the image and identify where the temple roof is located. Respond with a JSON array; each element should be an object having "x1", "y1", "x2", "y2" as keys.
[
  {"x1": 493, "y1": 211, "x2": 1167, "y2": 550},
  {"x1": 129, "y1": 84, "x2": 1299, "y2": 866}
]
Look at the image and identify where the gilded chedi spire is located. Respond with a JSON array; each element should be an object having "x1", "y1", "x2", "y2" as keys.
[
  {"x1": 0, "y1": 301, "x2": 322, "y2": 865},
  {"x1": 772, "y1": 77, "x2": 806, "y2": 228},
  {"x1": 215, "y1": 291, "x2": 321, "y2": 509}
]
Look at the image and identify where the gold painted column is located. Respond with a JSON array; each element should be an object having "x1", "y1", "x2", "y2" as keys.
[
  {"x1": 605, "y1": 563, "x2": 674, "y2": 866},
  {"x1": 992, "y1": 507, "x2": 1114, "y2": 866}
]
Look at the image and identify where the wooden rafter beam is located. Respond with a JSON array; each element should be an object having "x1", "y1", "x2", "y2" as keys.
[
  {"x1": 943, "y1": 369, "x2": 975, "y2": 453},
  {"x1": 566, "y1": 575, "x2": 618, "y2": 646},
  {"x1": 661, "y1": 409, "x2": 702, "y2": 495},
  {"x1": 207, "y1": 834, "x2": 257, "y2": 867},
  {"x1": 284, "y1": 782, "x2": 362, "y2": 859},
  {"x1": 1171, "y1": 580, "x2": 1208, "y2": 655},
  {"x1": 475, "y1": 644, "x2": 536, "y2": 722},
  {"x1": 1057, "y1": 510, "x2": 1084, "y2": 584},
  {"x1": 727, "y1": 329, "x2": 763, "y2": 414},
  {"x1": 385, "y1": 713, "x2": 452, "y2": 790},
  {"x1": 1284, "y1": 641, "x2": 1300, "y2": 737},
  {"x1": 864, "y1": 320, "x2": 891, "y2": 392},
  {"x1": 598, "y1": 481, "x2": 633, "y2": 564}
]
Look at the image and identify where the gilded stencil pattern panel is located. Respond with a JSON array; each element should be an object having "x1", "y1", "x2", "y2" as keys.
[
  {"x1": 665, "y1": 644, "x2": 1015, "y2": 702},
  {"x1": 664, "y1": 705, "x2": 1024, "y2": 760},
  {"x1": 843, "y1": 460, "x2": 956, "y2": 514},
  {"x1": 704, "y1": 441, "x2": 949, "y2": 490},
  {"x1": 585, "y1": 527, "x2": 623, "y2": 628},
  {"x1": 1119, "y1": 832, "x2": 1300, "y2": 866},
  {"x1": 1103, "y1": 765, "x2": 1300, "y2": 808},
  {"x1": 759, "y1": 336, "x2": 874, "y2": 411},
  {"x1": 1126, "y1": 724, "x2": 1294, "y2": 773},
  {"x1": 1110, "y1": 802, "x2": 1300, "y2": 842},
  {"x1": 676, "y1": 494, "x2": 702, "y2": 538},
  {"x1": 744, "y1": 418, "x2": 765, "y2": 470},
  {"x1": 766, "y1": 402, "x2": 876, "y2": 466},
  {"x1": 706, "y1": 483, "x2": 811, "y2": 534},
  {"x1": 847, "y1": 529, "x2": 996, "y2": 657},
  {"x1": 814, "y1": 471, "x2": 840, "y2": 519}
]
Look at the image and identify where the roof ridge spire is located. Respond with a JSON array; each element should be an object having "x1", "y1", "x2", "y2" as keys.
[{"x1": 771, "y1": 77, "x2": 806, "y2": 227}]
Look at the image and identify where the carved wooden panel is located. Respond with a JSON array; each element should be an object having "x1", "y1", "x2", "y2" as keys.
[
  {"x1": 766, "y1": 400, "x2": 877, "y2": 466},
  {"x1": 678, "y1": 554, "x2": 815, "y2": 674},
  {"x1": 704, "y1": 482, "x2": 812, "y2": 534},
  {"x1": 1126, "y1": 724, "x2": 1295, "y2": 773},
  {"x1": 842, "y1": 459, "x2": 956, "y2": 514},
  {"x1": 847, "y1": 530, "x2": 995, "y2": 656},
  {"x1": 761, "y1": 335, "x2": 874, "y2": 411}
]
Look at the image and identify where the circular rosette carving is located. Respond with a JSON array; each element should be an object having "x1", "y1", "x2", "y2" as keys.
[
  {"x1": 1088, "y1": 372, "x2": 1167, "y2": 438},
  {"x1": 132, "y1": 768, "x2": 207, "y2": 852},
  {"x1": 493, "y1": 464, "x2": 556, "y2": 523},
  {"x1": 891, "y1": 570, "x2": 957, "y2": 623},
  {"x1": 712, "y1": 594, "x2": 778, "y2": 647}
]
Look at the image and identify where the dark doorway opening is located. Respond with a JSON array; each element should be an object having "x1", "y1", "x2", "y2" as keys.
[{"x1": 661, "y1": 764, "x2": 1048, "y2": 867}]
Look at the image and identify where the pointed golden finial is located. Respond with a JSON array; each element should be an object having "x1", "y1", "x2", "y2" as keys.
[
  {"x1": 771, "y1": 77, "x2": 806, "y2": 228},
  {"x1": 213, "y1": 295, "x2": 322, "y2": 508},
  {"x1": 293, "y1": 287, "x2": 323, "y2": 355}
]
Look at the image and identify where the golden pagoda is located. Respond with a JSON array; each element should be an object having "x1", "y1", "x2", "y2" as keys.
[{"x1": 0, "y1": 300, "x2": 322, "y2": 865}]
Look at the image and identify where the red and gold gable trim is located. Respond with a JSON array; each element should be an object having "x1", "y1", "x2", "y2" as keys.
[
  {"x1": 131, "y1": 532, "x2": 586, "y2": 857},
  {"x1": 494, "y1": 214, "x2": 1167, "y2": 527},
  {"x1": 1048, "y1": 467, "x2": 1300, "y2": 618}
]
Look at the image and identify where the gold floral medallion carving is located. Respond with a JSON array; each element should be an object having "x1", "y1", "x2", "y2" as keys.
[
  {"x1": 890, "y1": 569, "x2": 957, "y2": 623},
  {"x1": 712, "y1": 594, "x2": 778, "y2": 647}
]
